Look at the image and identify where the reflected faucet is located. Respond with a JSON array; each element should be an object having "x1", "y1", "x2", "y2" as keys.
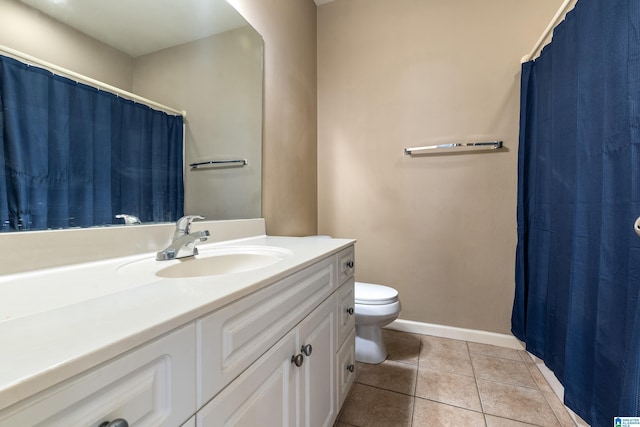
[
  {"x1": 156, "y1": 215, "x2": 210, "y2": 261},
  {"x1": 116, "y1": 214, "x2": 141, "y2": 225}
]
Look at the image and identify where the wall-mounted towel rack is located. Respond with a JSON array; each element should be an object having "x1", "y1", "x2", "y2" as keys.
[
  {"x1": 404, "y1": 141, "x2": 503, "y2": 156},
  {"x1": 189, "y1": 159, "x2": 248, "y2": 169},
  {"x1": 0, "y1": 44, "x2": 186, "y2": 118}
]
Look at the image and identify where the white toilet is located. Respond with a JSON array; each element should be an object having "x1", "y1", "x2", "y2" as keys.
[{"x1": 354, "y1": 281, "x2": 401, "y2": 364}]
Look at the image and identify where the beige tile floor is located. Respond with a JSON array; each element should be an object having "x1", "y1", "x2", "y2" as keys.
[{"x1": 335, "y1": 329, "x2": 582, "y2": 427}]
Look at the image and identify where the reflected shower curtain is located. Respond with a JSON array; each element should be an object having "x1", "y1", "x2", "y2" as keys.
[
  {"x1": 0, "y1": 55, "x2": 184, "y2": 232},
  {"x1": 512, "y1": 0, "x2": 640, "y2": 425}
]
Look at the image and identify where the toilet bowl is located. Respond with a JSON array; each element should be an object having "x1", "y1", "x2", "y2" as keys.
[{"x1": 354, "y1": 282, "x2": 401, "y2": 364}]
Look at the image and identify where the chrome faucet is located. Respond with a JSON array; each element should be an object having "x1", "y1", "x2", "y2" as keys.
[{"x1": 156, "y1": 215, "x2": 210, "y2": 261}]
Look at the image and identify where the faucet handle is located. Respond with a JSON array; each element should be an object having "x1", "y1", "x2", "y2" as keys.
[{"x1": 176, "y1": 215, "x2": 205, "y2": 235}]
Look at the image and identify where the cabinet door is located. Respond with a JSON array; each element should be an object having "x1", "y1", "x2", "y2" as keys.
[
  {"x1": 197, "y1": 330, "x2": 297, "y2": 427},
  {"x1": 297, "y1": 296, "x2": 336, "y2": 427}
]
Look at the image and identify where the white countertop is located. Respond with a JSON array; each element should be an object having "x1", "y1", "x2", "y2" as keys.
[{"x1": 0, "y1": 235, "x2": 354, "y2": 411}]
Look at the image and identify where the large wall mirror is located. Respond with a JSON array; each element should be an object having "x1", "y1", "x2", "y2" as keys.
[{"x1": 0, "y1": 0, "x2": 263, "y2": 232}]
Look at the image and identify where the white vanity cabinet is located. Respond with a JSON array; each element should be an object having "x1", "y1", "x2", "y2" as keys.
[
  {"x1": 0, "y1": 324, "x2": 196, "y2": 427},
  {"x1": 0, "y1": 239, "x2": 356, "y2": 427},
  {"x1": 196, "y1": 245, "x2": 356, "y2": 427}
]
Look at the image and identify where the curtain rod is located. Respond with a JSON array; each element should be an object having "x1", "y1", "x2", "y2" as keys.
[
  {"x1": 0, "y1": 43, "x2": 187, "y2": 118},
  {"x1": 521, "y1": 0, "x2": 574, "y2": 63}
]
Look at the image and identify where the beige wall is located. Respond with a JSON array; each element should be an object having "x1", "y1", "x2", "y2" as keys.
[
  {"x1": 133, "y1": 26, "x2": 263, "y2": 220},
  {"x1": 317, "y1": 0, "x2": 561, "y2": 334},
  {"x1": 228, "y1": 0, "x2": 318, "y2": 236},
  {"x1": 0, "y1": 0, "x2": 133, "y2": 90}
]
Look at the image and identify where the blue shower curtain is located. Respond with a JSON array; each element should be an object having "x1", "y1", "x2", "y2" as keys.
[
  {"x1": 0, "y1": 55, "x2": 184, "y2": 232},
  {"x1": 513, "y1": 0, "x2": 640, "y2": 425}
]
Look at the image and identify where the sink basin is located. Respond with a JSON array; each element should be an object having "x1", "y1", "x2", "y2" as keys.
[
  {"x1": 157, "y1": 250, "x2": 288, "y2": 278},
  {"x1": 117, "y1": 246, "x2": 293, "y2": 279}
]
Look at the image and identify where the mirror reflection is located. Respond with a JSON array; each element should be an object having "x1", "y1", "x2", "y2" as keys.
[{"x1": 0, "y1": 0, "x2": 263, "y2": 232}]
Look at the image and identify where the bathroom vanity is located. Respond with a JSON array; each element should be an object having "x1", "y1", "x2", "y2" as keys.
[{"x1": 0, "y1": 229, "x2": 356, "y2": 426}]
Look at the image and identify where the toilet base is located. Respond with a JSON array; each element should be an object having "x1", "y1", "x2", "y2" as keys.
[{"x1": 355, "y1": 324, "x2": 388, "y2": 364}]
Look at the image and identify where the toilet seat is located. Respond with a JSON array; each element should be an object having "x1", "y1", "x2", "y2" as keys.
[{"x1": 355, "y1": 282, "x2": 399, "y2": 305}]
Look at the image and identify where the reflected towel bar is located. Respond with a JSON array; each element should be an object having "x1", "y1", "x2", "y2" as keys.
[
  {"x1": 404, "y1": 141, "x2": 503, "y2": 156},
  {"x1": 190, "y1": 159, "x2": 248, "y2": 169}
]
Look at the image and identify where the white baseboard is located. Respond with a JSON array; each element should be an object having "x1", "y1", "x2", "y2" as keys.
[{"x1": 384, "y1": 318, "x2": 524, "y2": 350}]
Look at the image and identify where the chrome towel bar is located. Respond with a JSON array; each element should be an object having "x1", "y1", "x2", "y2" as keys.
[
  {"x1": 404, "y1": 141, "x2": 503, "y2": 156},
  {"x1": 189, "y1": 159, "x2": 248, "y2": 169}
]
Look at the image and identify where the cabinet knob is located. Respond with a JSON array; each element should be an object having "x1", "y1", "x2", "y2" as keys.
[
  {"x1": 346, "y1": 307, "x2": 354, "y2": 315},
  {"x1": 347, "y1": 364, "x2": 355, "y2": 373},
  {"x1": 99, "y1": 419, "x2": 129, "y2": 427},
  {"x1": 291, "y1": 353, "x2": 304, "y2": 367},
  {"x1": 346, "y1": 260, "x2": 354, "y2": 269},
  {"x1": 301, "y1": 344, "x2": 313, "y2": 357}
]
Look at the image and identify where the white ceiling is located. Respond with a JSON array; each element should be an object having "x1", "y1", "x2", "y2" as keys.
[{"x1": 19, "y1": 0, "x2": 249, "y2": 57}]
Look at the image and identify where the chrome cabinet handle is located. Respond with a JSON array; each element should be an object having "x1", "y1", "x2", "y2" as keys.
[
  {"x1": 346, "y1": 307, "x2": 354, "y2": 315},
  {"x1": 291, "y1": 353, "x2": 304, "y2": 367},
  {"x1": 99, "y1": 419, "x2": 129, "y2": 427},
  {"x1": 346, "y1": 260, "x2": 354, "y2": 269},
  {"x1": 301, "y1": 344, "x2": 313, "y2": 357},
  {"x1": 347, "y1": 364, "x2": 355, "y2": 373}
]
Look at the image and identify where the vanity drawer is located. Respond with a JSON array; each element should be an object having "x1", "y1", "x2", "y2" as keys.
[
  {"x1": 337, "y1": 246, "x2": 355, "y2": 285},
  {"x1": 336, "y1": 278, "x2": 355, "y2": 348},
  {"x1": 197, "y1": 255, "x2": 336, "y2": 407},
  {"x1": 336, "y1": 328, "x2": 356, "y2": 409},
  {"x1": 0, "y1": 324, "x2": 196, "y2": 427}
]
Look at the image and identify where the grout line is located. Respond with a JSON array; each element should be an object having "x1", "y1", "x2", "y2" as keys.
[
  {"x1": 519, "y1": 354, "x2": 566, "y2": 425},
  {"x1": 414, "y1": 394, "x2": 486, "y2": 414},
  {"x1": 523, "y1": 360, "x2": 575, "y2": 427},
  {"x1": 409, "y1": 337, "x2": 423, "y2": 426},
  {"x1": 413, "y1": 337, "x2": 421, "y2": 396},
  {"x1": 538, "y1": 392, "x2": 570, "y2": 427},
  {"x1": 466, "y1": 341, "x2": 489, "y2": 427},
  {"x1": 353, "y1": 380, "x2": 415, "y2": 398}
]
